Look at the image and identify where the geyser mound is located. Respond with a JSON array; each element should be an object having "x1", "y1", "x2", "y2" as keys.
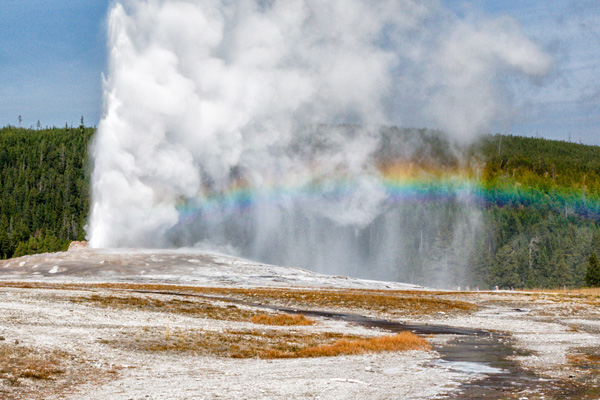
[{"x1": 89, "y1": 0, "x2": 550, "y2": 287}]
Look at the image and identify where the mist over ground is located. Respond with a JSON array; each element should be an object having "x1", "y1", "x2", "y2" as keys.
[{"x1": 89, "y1": 0, "x2": 550, "y2": 288}]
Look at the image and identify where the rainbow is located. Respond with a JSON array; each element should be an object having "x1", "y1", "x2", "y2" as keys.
[{"x1": 174, "y1": 162, "x2": 600, "y2": 227}]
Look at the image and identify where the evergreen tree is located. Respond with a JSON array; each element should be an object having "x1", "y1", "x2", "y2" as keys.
[
  {"x1": 585, "y1": 253, "x2": 600, "y2": 287},
  {"x1": 0, "y1": 125, "x2": 93, "y2": 258}
]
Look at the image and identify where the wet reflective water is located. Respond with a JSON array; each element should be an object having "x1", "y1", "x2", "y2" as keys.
[
  {"x1": 433, "y1": 334, "x2": 546, "y2": 399},
  {"x1": 134, "y1": 288, "x2": 597, "y2": 399}
]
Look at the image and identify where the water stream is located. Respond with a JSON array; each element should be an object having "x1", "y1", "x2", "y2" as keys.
[{"x1": 132, "y1": 289, "x2": 593, "y2": 399}]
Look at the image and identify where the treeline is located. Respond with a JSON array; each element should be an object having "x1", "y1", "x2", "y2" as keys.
[
  {"x1": 468, "y1": 135, "x2": 600, "y2": 288},
  {"x1": 374, "y1": 130, "x2": 600, "y2": 288},
  {"x1": 374, "y1": 198, "x2": 600, "y2": 290},
  {"x1": 0, "y1": 125, "x2": 93, "y2": 258},
  {"x1": 477, "y1": 134, "x2": 600, "y2": 195},
  {"x1": 0, "y1": 126, "x2": 599, "y2": 288}
]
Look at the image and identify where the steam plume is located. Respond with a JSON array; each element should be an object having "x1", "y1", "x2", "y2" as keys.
[{"x1": 89, "y1": 0, "x2": 550, "y2": 286}]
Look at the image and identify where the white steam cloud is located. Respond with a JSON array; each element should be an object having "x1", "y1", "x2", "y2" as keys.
[{"x1": 88, "y1": 0, "x2": 550, "y2": 285}]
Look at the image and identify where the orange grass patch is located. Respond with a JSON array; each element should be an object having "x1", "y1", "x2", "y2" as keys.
[
  {"x1": 250, "y1": 314, "x2": 315, "y2": 326},
  {"x1": 268, "y1": 332, "x2": 431, "y2": 358},
  {"x1": 108, "y1": 327, "x2": 430, "y2": 359}
]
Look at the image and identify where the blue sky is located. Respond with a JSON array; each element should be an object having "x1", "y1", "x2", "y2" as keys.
[
  {"x1": 0, "y1": 0, "x2": 598, "y2": 144},
  {"x1": 0, "y1": 1, "x2": 109, "y2": 129}
]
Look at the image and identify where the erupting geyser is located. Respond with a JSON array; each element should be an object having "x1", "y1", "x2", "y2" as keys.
[{"x1": 89, "y1": 0, "x2": 550, "y2": 287}]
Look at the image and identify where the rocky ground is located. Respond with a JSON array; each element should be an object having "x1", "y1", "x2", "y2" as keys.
[{"x1": 0, "y1": 247, "x2": 599, "y2": 399}]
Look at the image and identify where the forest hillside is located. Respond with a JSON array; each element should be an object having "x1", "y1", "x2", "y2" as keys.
[
  {"x1": 0, "y1": 125, "x2": 92, "y2": 258},
  {"x1": 1, "y1": 125, "x2": 599, "y2": 289}
]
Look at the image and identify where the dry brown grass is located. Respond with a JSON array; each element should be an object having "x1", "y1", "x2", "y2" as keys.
[
  {"x1": 108, "y1": 328, "x2": 357, "y2": 358},
  {"x1": 526, "y1": 287, "x2": 600, "y2": 296},
  {"x1": 567, "y1": 349, "x2": 600, "y2": 375},
  {"x1": 108, "y1": 327, "x2": 430, "y2": 359},
  {"x1": 70, "y1": 293, "x2": 260, "y2": 321},
  {"x1": 568, "y1": 353, "x2": 600, "y2": 365},
  {"x1": 0, "y1": 343, "x2": 66, "y2": 383},
  {"x1": 233, "y1": 288, "x2": 475, "y2": 316},
  {"x1": 0, "y1": 342, "x2": 109, "y2": 400},
  {"x1": 211, "y1": 287, "x2": 476, "y2": 316},
  {"x1": 577, "y1": 287, "x2": 600, "y2": 296},
  {"x1": 250, "y1": 313, "x2": 315, "y2": 326},
  {"x1": 517, "y1": 288, "x2": 600, "y2": 307},
  {"x1": 267, "y1": 332, "x2": 431, "y2": 358},
  {"x1": 0, "y1": 282, "x2": 477, "y2": 317}
]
